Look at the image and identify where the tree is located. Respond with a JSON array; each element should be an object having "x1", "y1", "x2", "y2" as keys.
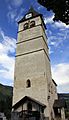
[
  {"x1": 0, "y1": 96, "x2": 12, "y2": 120},
  {"x1": 38, "y1": 0, "x2": 69, "y2": 25}
]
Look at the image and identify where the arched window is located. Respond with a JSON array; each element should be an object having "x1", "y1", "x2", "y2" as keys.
[
  {"x1": 24, "y1": 23, "x2": 28, "y2": 30},
  {"x1": 26, "y1": 79, "x2": 31, "y2": 88},
  {"x1": 30, "y1": 21, "x2": 35, "y2": 28},
  {"x1": 27, "y1": 102, "x2": 32, "y2": 111}
]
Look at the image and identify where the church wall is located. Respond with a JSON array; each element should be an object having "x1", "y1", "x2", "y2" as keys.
[
  {"x1": 42, "y1": 52, "x2": 52, "y2": 118},
  {"x1": 42, "y1": 52, "x2": 58, "y2": 119},
  {"x1": 13, "y1": 50, "x2": 48, "y2": 106},
  {"x1": 18, "y1": 25, "x2": 43, "y2": 42},
  {"x1": 16, "y1": 36, "x2": 48, "y2": 57},
  {"x1": 16, "y1": 37, "x2": 44, "y2": 55},
  {"x1": 12, "y1": 9, "x2": 58, "y2": 120},
  {"x1": 17, "y1": 20, "x2": 48, "y2": 46},
  {"x1": 47, "y1": 83, "x2": 58, "y2": 119},
  {"x1": 13, "y1": 17, "x2": 52, "y2": 118},
  {"x1": 17, "y1": 23, "x2": 49, "y2": 59}
]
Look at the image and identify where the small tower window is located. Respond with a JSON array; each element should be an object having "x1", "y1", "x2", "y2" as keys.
[
  {"x1": 30, "y1": 21, "x2": 35, "y2": 28},
  {"x1": 24, "y1": 23, "x2": 28, "y2": 30},
  {"x1": 26, "y1": 79, "x2": 31, "y2": 88},
  {"x1": 27, "y1": 102, "x2": 32, "y2": 111}
]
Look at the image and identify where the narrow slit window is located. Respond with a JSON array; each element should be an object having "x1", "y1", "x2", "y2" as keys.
[{"x1": 26, "y1": 79, "x2": 31, "y2": 88}]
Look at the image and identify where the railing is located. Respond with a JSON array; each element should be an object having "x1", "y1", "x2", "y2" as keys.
[{"x1": 11, "y1": 110, "x2": 40, "y2": 120}]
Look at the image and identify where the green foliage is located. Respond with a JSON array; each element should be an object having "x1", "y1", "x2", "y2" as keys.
[
  {"x1": 0, "y1": 84, "x2": 13, "y2": 120},
  {"x1": 65, "y1": 109, "x2": 69, "y2": 118},
  {"x1": 0, "y1": 84, "x2": 12, "y2": 97},
  {"x1": 38, "y1": 0, "x2": 69, "y2": 25},
  {"x1": 65, "y1": 99, "x2": 69, "y2": 118}
]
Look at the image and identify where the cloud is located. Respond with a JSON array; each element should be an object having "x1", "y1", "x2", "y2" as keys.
[
  {"x1": 0, "y1": 55, "x2": 15, "y2": 85},
  {"x1": 7, "y1": 4, "x2": 26, "y2": 22},
  {"x1": 44, "y1": 12, "x2": 69, "y2": 29},
  {"x1": 46, "y1": 20, "x2": 69, "y2": 54},
  {"x1": 7, "y1": 10, "x2": 17, "y2": 22},
  {"x1": 57, "y1": 83, "x2": 69, "y2": 93},
  {"x1": 52, "y1": 63, "x2": 69, "y2": 93},
  {"x1": 0, "y1": 29, "x2": 16, "y2": 86},
  {"x1": 54, "y1": 21, "x2": 69, "y2": 29},
  {"x1": 6, "y1": 0, "x2": 23, "y2": 7},
  {"x1": 15, "y1": 8, "x2": 25, "y2": 22},
  {"x1": 6, "y1": 0, "x2": 25, "y2": 22},
  {"x1": 48, "y1": 46, "x2": 54, "y2": 54},
  {"x1": 12, "y1": 0, "x2": 23, "y2": 7},
  {"x1": 0, "y1": 29, "x2": 16, "y2": 54},
  {"x1": 51, "y1": 63, "x2": 69, "y2": 93},
  {"x1": 44, "y1": 14, "x2": 54, "y2": 24},
  {"x1": 46, "y1": 33, "x2": 64, "y2": 52},
  {"x1": 50, "y1": 41, "x2": 56, "y2": 46},
  {"x1": 37, "y1": 5, "x2": 43, "y2": 10}
]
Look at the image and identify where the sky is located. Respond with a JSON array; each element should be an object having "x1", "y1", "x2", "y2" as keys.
[{"x1": 0, "y1": 0, "x2": 69, "y2": 93}]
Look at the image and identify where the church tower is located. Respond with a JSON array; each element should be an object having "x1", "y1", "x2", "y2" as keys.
[{"x1": 12, "y1": 7, "x2": 58, "y2": 120}]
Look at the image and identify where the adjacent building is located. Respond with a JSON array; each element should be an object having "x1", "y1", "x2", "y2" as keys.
[{"x1": 0, "y1": 113, "x2": 7, "y2": 120}]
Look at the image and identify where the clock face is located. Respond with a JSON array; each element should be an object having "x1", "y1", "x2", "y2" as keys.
[{"x1": 25, "y1": 13, "x2": 32, "y2": 19}]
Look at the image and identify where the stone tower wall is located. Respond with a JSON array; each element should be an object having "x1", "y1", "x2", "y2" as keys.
[{"x1": 13, "y1": 13, "x2": 58, "y2": 120}]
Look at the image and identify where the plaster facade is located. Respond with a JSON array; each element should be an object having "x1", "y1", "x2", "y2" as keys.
[{"x1": 12, "y1": 8, "x2": 58, "y2": 120}]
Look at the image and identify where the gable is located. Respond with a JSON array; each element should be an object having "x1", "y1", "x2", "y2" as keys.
[{"x1": 12, "y1": 96, "x2": 46, "y2": 110}]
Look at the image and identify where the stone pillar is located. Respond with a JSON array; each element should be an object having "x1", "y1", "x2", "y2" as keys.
[{"x1": 61, "y1": 107, "x2": 65, "y2": 120}]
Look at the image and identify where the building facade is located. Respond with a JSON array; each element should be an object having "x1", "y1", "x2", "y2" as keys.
[
  {"x1": 12, "y1": 7, "x2": 65, "y2": 120},
  {"x1": 0, "y1": 113, "x2": 7, "y2": 120}
]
